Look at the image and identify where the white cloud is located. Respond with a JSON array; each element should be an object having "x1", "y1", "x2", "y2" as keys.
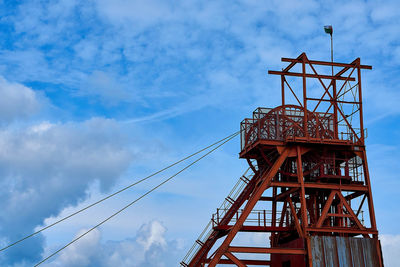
[
  {"x1": 0, "y1": 1, "x2": 399, "y2": 266},
  {"x1": 7, "y1": 0, "x2": 399, "y2": 120},
  {"x1": 42, "y1": 220, "x2": 183, "y2": 267},
  {"x1": 370, "y1": 3, "x2": 400, "y2": 22},
  {"x1": 53, "y1": 229, "x2": 101, "y2": 267},
  {"x1": 136, "y1": 220, "x2": 167, "y2": 251},
  {"x1": 95, "y1": 0, "x2": 173, "y2": 28},
  {"x1": 80, "y1": 71, "x2": 132, "y2": 106},
  {"x1": 0, "y1": 76, "x2": 41, "y2": 122},
  {"x1": 0, "y1": 118, "x2": 133, "y2": 265},
  {"x1": 73, "y1": 40, "x2": 99, "y2": 61},
  {"x1": 381, "y1": 234, "x2": 400, "y2": 267}
]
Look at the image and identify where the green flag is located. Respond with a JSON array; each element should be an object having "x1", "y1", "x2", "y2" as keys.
[{"x1": 324, "y1": 25, "x2": 333, "y2": 35}]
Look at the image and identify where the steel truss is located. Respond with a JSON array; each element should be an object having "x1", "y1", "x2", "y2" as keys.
[{"x1": 181, "y1": 53, "x2": 383, "y2": 267}]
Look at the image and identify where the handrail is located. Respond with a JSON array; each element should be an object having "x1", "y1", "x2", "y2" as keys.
[
  {"x1": 240, "y1": 105, "x2": 362, "y2": 151},
  {"x1": 180, "y1": 166, "x2": 255, "y2": 266}
]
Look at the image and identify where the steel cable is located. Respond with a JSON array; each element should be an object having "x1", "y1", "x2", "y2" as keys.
[
  {"x1": 34, "y1": 131, "x2": 239, "y2": 266},
  {"x1": 0, "y1": 130, "x2": 239, "y2": 253}
]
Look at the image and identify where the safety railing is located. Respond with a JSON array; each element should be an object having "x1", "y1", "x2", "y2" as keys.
[
  {"x1": 180, "y1": 220, "x2": 213, "y2": 267},
  {"x1": 316, "y1": 208, "x2": 366, "y2": 228},
  {"x1": 240, "y1": 106, "x2": 364, "y2": 151},
  {"x1": 212, "y1": 209, "x2": 288, "y2": 228},
  {"x1": 180, "y1": 166, "x2": 256, "y2": 266}
]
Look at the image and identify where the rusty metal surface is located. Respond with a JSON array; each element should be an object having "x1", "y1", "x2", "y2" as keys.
[
  {"x1": 311, "y1": 236, "x2": 380, "y2": 267},
  {"x1": 182, "y1": 53, "x2": 383, "y2": 267}
]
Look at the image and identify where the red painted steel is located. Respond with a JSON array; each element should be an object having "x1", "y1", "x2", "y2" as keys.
[
  {"x1": 271, "y1": 238, "x2": 306, "y2": 267},
  {"x1": 181, "y1": 53, "x2": 383, "y2": 267}
]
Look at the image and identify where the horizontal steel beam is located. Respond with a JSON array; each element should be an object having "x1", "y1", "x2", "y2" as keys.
[
  {"x1": 268, "y1": 70, "x2": 356, "y2": 81},
  {"x1": 270, "y1": 182, "x2": 368, "y2": 192},
  {"x1": 281, "y1": 57, "x2": 372, "y2": 69},
  {"x1": 306, "y1": 227, "x2": 377, "y2": 235},
  {"x1": 214, "y1": 225, "x2": 293, "y2": 232},
  {"x1": 228, "y1": 246, "x2": 306, "y2": 255},
  {"x1": 327, "y1": 213, "x2": 352, "y2": 218},
  {"x1": 283, "y1": 137, "x2": 354, "y2": 146},
  {"x1": 204, "y1": 258, "x2": 271, "y2": 265},
  {"x1": 306, "y1": 97, "x2": 361, "y2": 105},
  {"x1": 259, "y1": 196, "x2": 274, "y2": 201}
]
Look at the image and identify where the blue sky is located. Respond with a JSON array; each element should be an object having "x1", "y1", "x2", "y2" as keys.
[{"x1": 0, "y1": 0, "x2": 399, "y2": 266}]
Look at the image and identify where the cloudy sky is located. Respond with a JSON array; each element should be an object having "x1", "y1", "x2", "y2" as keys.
[{"x1": 0, "y1": 0, "x2": 399, "y2": 266}]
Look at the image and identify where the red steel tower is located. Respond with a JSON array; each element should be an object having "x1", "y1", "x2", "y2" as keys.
[{"x1": 181, "y1": 53, "x2": 383, "y2": 267}]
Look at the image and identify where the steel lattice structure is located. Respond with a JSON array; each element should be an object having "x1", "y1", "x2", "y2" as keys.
[{"x1": 181, "y1": 53, "x2": 383, "y2": 267}]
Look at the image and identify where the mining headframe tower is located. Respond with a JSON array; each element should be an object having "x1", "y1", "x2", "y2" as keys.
[{"x1": 181, "y1": 53, "x2": 383, "y2": 267}]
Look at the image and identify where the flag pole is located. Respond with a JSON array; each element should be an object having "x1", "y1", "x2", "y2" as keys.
[
  {"x1": 330, "y1": 30, "x2": 333, "y2": 76},
  {"x1": 324, "y1": 25, "x2": 336, "y2": 135},
  {"x1": 324, "y1": 25, "x2": 334, "y2": 76}
]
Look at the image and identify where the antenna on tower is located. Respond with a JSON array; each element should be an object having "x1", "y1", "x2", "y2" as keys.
[{"x1": 324, "y1": 25, "x2": 333, "y2": 75}]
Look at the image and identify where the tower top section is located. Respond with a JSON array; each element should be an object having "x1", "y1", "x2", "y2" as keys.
[{"x1": 240, "y1": 53, "x2": 371, "y2": 158}]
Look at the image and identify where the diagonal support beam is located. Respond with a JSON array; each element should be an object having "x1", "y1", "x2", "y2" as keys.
[
  {"x1": 188, "y1": 171, "x2": 261, "y2": 266},
  {"x1": 208, "y1": 147, "x2": 292, "y2": 267},
  {"x1": 276, "y1": 187, "x2": 299, "y2": 201},
  {"x1": 282, "y1": 53, "x2": 305, "y2": 72},
  {"x1": 224, "y1": 252, "x2": 247, "y2": 267},
  {"x1": 288, "y1": 198, "x2": 303, "y2": 238},
  {"x1": 336, "y1": 191, "x2": 366, "y2": 230},
  {"x1": 316, "y1": 190, "x2": 337, "y2": 228},
  {"x1": 356, "y1": 194, "x2": 367, "y2": 217}
]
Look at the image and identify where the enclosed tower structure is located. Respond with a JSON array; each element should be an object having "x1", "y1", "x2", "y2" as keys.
[{"x1": 181, "y1": 53, "x2": 383, "y2": 267}]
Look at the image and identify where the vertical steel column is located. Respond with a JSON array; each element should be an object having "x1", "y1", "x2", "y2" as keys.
[
  {"x1": 333, "y1": 80, "x2": 338, "y2": 139},
  {"x1": 361, "y1": 150, "x2": 378, "y2": 234},
  {"x1": 281, "y1": 75, "x2": 285, "y2": 106},
  {"x1": 296, "y1": 146, "x2": 308, "y2": 234},
  {"x1": 302, "y1": 55, "x2": 308, "y2": 138},
  {"x1": 356, "y1": 58, "x2": 365, "y2": 142},
  {"x1": 271, "y1": 186, "x2": 277, "y2": 246}
]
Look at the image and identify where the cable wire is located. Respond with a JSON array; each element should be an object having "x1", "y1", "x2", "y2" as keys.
[
  {"x1": 0, "y1": 131, "x2": 239, "y2": 253},
  {"x1": 35, "y1": 131, "x2": 239, "y2": 266}
]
